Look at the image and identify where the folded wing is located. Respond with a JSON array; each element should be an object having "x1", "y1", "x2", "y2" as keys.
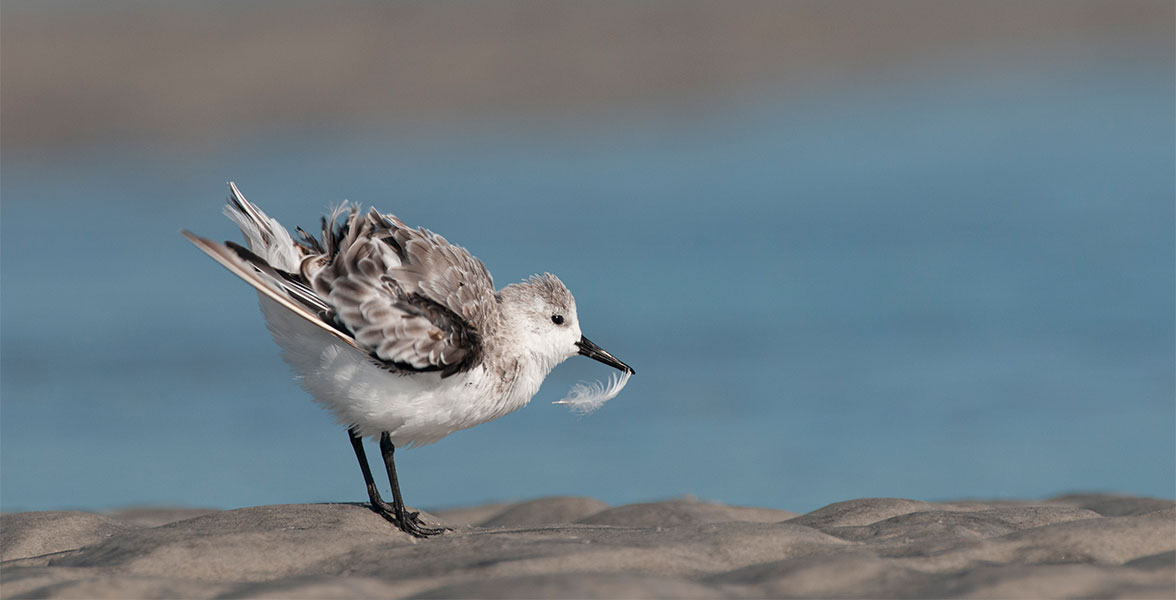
[{"x1": 312, "y1": 208, "x2": 499, "y2": 376}]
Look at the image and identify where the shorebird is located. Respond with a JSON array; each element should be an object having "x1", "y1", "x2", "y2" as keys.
[{"x1": 183, "y1": 183, "x2": 634, "y2": 537}]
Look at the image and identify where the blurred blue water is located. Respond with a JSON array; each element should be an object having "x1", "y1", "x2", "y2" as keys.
[{"x1": 3, "y1": 46, "x2": 1173, "y2": 513}]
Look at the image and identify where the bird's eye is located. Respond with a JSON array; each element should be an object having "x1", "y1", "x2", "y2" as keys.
[{"x1": 551, "y1": 314, "x2": 565, "y2": 325}]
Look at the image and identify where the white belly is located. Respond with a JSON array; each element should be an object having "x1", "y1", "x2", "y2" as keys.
[{"x1": 257, "y1": 297, "x2": 532, "y2": 447}]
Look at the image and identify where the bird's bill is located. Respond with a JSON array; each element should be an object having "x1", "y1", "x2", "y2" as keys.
[{"x1": 576, "y1": 336, "x2": 635, "y2": 374}]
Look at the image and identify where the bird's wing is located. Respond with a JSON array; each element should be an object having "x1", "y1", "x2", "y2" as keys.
[
  {"x1": 312, "y1": 209, "x2": 498, "y2": 376},
  {"x1": 181, "y1": 230, "x2": 363, "y2": 351}
]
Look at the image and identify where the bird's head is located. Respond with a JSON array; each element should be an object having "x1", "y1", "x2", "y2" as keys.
[{"x1": 498, "y1": 273, "x2": 634, "y2": 376}]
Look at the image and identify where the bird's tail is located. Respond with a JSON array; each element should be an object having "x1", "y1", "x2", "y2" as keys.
[
  {"x1": 221, "y1": 182, "x2": 303, "y2": 273},
  {"x1": 181, "y1": 228, "x2": 360, "y2": 350},
  {"x1": 183, "y1": 184, "x2": 359, "y2": 350}
]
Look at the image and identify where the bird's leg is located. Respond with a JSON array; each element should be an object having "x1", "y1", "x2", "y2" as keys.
[
  {"x1": 379, "y1": 432, "x2": 448, "y2": 537},
  {"x1": 346, "y1": 426, "x2": 445, "y2": 537},
  {"x1": 347, "y1": 427, "x2": 396, "y2": 515}
]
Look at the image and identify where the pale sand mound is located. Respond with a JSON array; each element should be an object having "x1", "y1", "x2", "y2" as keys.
[{"x1": 1, "y1": 495, "x2": 1172, "y2": 598}]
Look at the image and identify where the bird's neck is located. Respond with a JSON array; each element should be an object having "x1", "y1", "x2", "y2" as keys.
[{"x1": 485, "y1": 329, "x2": 567, "y2": 405}]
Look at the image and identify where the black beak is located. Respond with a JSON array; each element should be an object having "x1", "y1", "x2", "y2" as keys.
[{"x1": 576, "y1": 336, "x2": 635, "y2": 374}]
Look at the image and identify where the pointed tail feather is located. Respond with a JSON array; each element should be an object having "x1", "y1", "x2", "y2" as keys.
[{"x1": 221, "y1": 182, "x2": 302, "y2": 273}]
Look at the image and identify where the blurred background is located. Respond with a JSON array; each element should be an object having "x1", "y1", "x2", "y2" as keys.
[{"x1": 2, "y1": 1, "x2": 1172, "y2": 514}]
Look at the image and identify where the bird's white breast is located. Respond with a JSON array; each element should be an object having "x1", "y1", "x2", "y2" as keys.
[{"x1": 257, "y1": 297, "x2": 535, "y2": 447}]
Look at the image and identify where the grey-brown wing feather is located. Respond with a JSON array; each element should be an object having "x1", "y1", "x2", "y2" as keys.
[
  {"x1": 181, "y1": 230, "x2": 363, "y2": 351},
  {"x1": 313, "y1": 209, "x2": 498, "y2": 376}
]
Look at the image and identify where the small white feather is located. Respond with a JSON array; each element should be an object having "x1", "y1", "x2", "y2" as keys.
[{"x1": 554, "y1": 371, "x2": 632, "y2": 415}]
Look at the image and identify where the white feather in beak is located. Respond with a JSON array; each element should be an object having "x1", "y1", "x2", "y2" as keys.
[{"x1": 554, "y1": 370, "x2": 632, "y2": 415}]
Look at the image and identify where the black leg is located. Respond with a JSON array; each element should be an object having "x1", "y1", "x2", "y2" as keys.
[
  {"x1": 348, "y1": 427, "x2": 395, "y2": 514},
  {"x1": 379, "y1": 432, "x2": 447, "y2": 537},
  {"x1": 347, "y1": 427, "x2": 445, "y2": 537}
]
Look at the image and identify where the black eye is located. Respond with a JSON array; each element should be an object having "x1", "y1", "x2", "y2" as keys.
[{"x1": 551, "y1": 314, "x2": 565, "y2": 325}]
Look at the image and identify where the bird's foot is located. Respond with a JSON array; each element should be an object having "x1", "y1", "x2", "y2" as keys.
[
  {"x1": 399, "y1": 509, "x2": 450, "y2": 538},
  {"x1": 368, "y1": 499, "x2": 449, "y2": 538}
]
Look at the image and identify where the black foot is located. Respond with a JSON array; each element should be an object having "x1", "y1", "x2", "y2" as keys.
[{"x1": 366, "y1": 500, "x2": 450, "y2": 538}]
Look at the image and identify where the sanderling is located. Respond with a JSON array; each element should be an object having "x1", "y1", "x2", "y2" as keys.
[{"x1": 183, "y1": 183, "x2": 634, "y2": 537}]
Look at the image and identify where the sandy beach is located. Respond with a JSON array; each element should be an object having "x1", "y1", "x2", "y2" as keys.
[{"x1": 2, "y1": 494, "x2": 1172, "y2": 598}]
